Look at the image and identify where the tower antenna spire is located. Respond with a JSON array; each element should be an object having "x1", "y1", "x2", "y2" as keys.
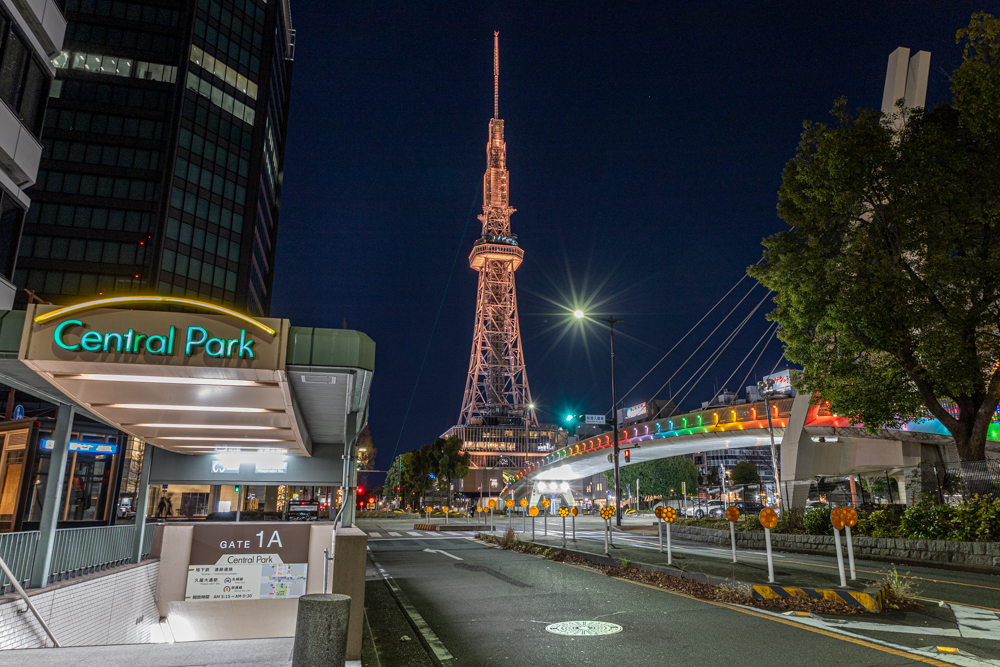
[{"x1": 493, "y1": 31, "x2": 499, "y2": 119}]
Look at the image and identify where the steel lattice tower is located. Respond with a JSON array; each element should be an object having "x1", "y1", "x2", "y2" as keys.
[{"x1": 458, "y1": 32, "x2": 536, "y2": 431}]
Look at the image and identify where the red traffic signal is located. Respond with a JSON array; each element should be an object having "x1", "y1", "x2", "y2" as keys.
[{"x1": 624, "y1": 449, "x2": 630, "y2": 463}]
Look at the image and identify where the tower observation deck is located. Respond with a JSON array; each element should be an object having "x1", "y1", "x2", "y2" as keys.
[{"x1": 443, "y1": 33, "x2": 566, "y2": 472}]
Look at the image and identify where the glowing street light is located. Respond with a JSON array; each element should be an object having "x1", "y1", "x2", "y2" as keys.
[{"x1": 573, "y1": 310, "x2": 585, "y2": 319}]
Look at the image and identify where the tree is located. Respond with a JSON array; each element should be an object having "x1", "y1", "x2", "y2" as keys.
[
  {"x1": 355, "y1": 427, "x2": 377, "y2": 489},
  {"x1": 603, "y1": 456, "x2": 699, "y2": 503},
  {"x1": 433, "y1": 435, "x2": 470, "y2": 510},
  {"x1": 749, "y1": 13, "x2": 1000, "y2": 462},
  {"x1": 730, "y1": 461, "x2": 761, "y2": 499},
  {"x1": 401, "y1": 446, "x2": 435, "y2": 508}
]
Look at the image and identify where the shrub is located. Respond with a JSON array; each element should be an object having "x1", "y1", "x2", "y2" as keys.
[
  {"x1": 803, "y1": 506, "x2": 833, "y2": 535},
  {"x1": 856, "y1": 508, "x2": 901, "y2": 538},
  {"x1": 900, "y1": 501, "x2": 954, "y2": 540},
  {"x1": 775, "y1": 508, "x2": 805, "y2": 534}
]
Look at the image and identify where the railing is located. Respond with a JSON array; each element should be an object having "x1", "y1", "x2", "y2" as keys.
[{"x1": 0, "y1": 523, "x2": 154, "y2": 591}]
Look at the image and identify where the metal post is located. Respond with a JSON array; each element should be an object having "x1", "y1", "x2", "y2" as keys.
[
  {"x1": 235, "y1": 485, "x2": 242, "y2": 522},
  {"x1": 884, "y1": 470, "x2": 894, "y2": 504},
  {"x1": 562, "y1": 516, "x2": 566, "y2": 549},
  {"x1": 31, "y1": 405, "x2": 74, "y2": 588},
  {"x1": 933, "y1": 464, "x2": 944, "y2": 504},
  {"x1": 608, "y1": 317, "x2": 623, "y2": 526},
  {"x1": 764, "y1": 526, "x2": 774, "y2": 583},
  {"x1": 760, "y1": 387, "x2": 783, "y2": 512},
  {"x1": 572, "y1": 514, "x2": 575, "y2": 541},
  {"x1": 544, "y1": 511, "x2": 547, "y2": 535},
  {"x1": 658, "y1": 519, "x2": 663, "y2": 553},
  {"x1": 323, "y1": 548, "x2": 329, "y2": 594},
  {"x1": 666, "y1": 522, "x2": 672, "y2": 566},
  {"x1": 604, "y1": 519, "x2": 609, "y2": 556},
  {"x1": 523, "y1": 508, "x2": 526, "y2": 533},
  {"x1": 130, "y1": 443, "x2": 153, "y2": 563},
  {"x1": 532, "y1": 515, "x2": 535, "y2": 541},
  {"x1": 729, "y1": 520, "x2": 737, "y2": 563},
  {"x1": 845, "y1": 525, "x2": 856, "y2": 580},
  {"x1": 833, "y1": 528, "x2": 847, "y2": 587}
]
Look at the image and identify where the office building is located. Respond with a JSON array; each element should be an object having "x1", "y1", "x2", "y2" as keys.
[
  {"x1": 0, "y1": 0, "x2": 64, "y2": 308},
  {"x1": 16, "y1": 0, "x2": 293, "y2": 316}
]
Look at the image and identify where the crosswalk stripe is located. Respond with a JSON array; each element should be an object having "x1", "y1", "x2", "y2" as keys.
[
  {"x1": 388, "y1": 532, "x2": 401, "y2": 536},
  {"x1": 369, "y1": 532, "x2": 381, "y2": 538},
  {"x1": 407, "y1": 531, "x2": 422, "y2": 536}
]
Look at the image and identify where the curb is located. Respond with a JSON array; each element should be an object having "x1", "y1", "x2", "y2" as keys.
[
  {"x1": 495, "y1": 539, "x2": 888, "y2": 613},
  {"x1": 414, "y1": 524, "x2": 491, "y2": 532},
  {"x1": 750, "y1": 584, "x2": 887, "y2": 612}
]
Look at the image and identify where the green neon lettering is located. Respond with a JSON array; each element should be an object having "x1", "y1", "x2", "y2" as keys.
[
  {"x1": 53, "y1": 320, "x2": 83, "y2": 351},
  {"x1": 238, "y1": 329, "x2": 254, "y2": 359},
  {"x1": 146, "y1": 334, "x2": 168, "y2": 354},
  {"x1": 134, "y1": 334, "x2": 146, "y2": 351},
  {"x1": 168, "y1": 325, "x2": 175, "y2": 354},
  {"x1": 186, "y1": 326, "x2": 207, "y2": 355},
  {"x1": 80, "y1": 331, "x2": 103, "y2": 352},
  {"x1": 103, "y1": 332, "x2": 123, "y2": 353},
  {"x1": 124, "y1": 329, "x2": 135, "y2": 352},
  {"x1": 226, "y1": 338, "x2": 238, "y2": 356},
  {"x1": 206, "y1": 338, "x2": 226, "y2": 357}
]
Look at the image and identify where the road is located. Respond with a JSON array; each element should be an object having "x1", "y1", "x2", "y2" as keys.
[{"x1": 361, "y1": 518, "x2": 1000, "y2": 666}]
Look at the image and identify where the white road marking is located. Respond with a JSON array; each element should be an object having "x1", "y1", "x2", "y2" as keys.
[
  {"x1": 952, "y1": 604, "x2": 1000, "y2": 639},
  {"x1": 388, "y1": 532, "x2": 401, "y2": 536},
  {"x1": 423, "y1": 548, "x2": 464, "y2": 561},
  {"x1": 407, "y1": 531, "x2": 422, "y2": 536},
  {"x1": 369, "y1": 555, "x2": 454, "y2": 663},
  {"x1": 368, "y1": 532, "x2": 381, "y2": 538}
]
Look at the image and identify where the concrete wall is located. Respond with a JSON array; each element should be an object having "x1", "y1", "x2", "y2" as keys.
[
  {"x1": 0, "y1": 561, "x2": 161, "y2": 650},
  {"x1": 330, "y1": 526, "x2": 367, "y2": 661},
  {"x1": 665, "y1": 524, "x2": 1000, "y2": 569},
  {"x1": 153, "y1": 522, "x2": 337, "y2": 642}
]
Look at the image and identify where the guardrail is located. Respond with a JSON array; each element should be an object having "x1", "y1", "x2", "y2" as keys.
[{"x1": 0, "y1": 523, "x2": 154, "y2": 592}]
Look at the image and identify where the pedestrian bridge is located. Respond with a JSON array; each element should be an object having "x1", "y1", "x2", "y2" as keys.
[{"x1": 506, "y1": 394, "x2": 978, "y2": 504}]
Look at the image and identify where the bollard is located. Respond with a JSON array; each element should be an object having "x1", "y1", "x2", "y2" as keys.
[
  {"x1": 764, "y1": 527, "x2": 774, "y2": 583},
  {"x1": 845, "y1": 524, "x2": 856, "y2": 580},
  {"x1": 833, "y1": 528, "x2": 847, "y2": 587},
  {"x1": 729, "y1": 520, "x2": 737, "y2": 563},
  {"x1": 291, "y1": 594, "x2": 351, "y2": 667},
  {"x1": 666, "y1": 521, "x2": 672, "y2": 566}
]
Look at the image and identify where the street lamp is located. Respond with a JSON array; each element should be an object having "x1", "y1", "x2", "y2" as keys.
[{"x1": 580, "y1": 313, "x2": 625, "y2": 526}]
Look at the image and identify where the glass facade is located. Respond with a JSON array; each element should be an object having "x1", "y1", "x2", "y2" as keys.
[{"x1": 18, "y1": 0, "x2": 293, "y2": 316}]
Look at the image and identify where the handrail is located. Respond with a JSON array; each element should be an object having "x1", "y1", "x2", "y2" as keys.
[{"x1": 0, "y1": 553, "x2": 59, "y2": 647}]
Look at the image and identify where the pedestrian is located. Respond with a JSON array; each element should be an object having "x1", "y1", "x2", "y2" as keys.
[{"x1": 156, "y1": 495, "x2": 166, "y2": 519}]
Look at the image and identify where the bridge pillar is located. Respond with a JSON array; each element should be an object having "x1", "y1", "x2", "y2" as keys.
[{"x1": 892, "y1": 473, "x2": 909, "y2": 506}]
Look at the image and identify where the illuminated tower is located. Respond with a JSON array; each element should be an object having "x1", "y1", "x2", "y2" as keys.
[{"x1": 451, "y1": 33, "x2": 539, "y2": 469}]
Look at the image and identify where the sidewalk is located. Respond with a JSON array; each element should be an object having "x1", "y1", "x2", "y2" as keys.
[{"x1": 0, "y1": 638, "x2": 294, "y2": 667}]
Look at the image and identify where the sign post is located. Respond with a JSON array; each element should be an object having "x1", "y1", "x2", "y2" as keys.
[
  {"x1": 681, "y1": 481, "x2": 687, "y2": 516},
  {"x1": 529, "y1": 505, "x2": 538, "y2": 540},
  {"x1": 542, "y1": 498, "x2": 550, "y2": 535},
  {"x1": 558, "y1": 506, "x2": 569, "y2": 548},
  {"x1": 760, "y1": 507, "x2": 778, "y2": 583},
  {"x1": 488, "y1": 498, "x2": 496, "y2": 533},
  {"x1": 843, "y1": 506, "x2": 858, "y2": 581},
  {"x1": 571, "y1": 506, "x2": 578, "y2": 541},
  {"x1": 506, "y1": 498, "x2": 514, "y2": 528},
  {"x1": 600, "y1": 506, "x2": 615, "y2": 556},
  {"x1": 831, "y1": 507, "x2": 847, "y2": 587},
  {"x1": 725, "y1": 505, "x2": 740, "y2": 563},
  {"x1": 520, "y1": 498, "x2": 528, "y2": 532},
  {"x1": 662, "y1": 507, "x2": 676, "y2": 564}
]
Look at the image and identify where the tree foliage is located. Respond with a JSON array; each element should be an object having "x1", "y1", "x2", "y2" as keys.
[
  {"x1": 750, "y1": 13, "x2": 1000, "y2": 461},
  {"x1": 355, "y1": 426, "x2": 376, "y2": 489},
  {"x1": 603, "y1": 456, "x2": 699, "y2": 500},
  {"x1": 730, "y1": 461, "x2": 761, "y2": 487},
  {"x1": 398, "y1": 436, "x2": 471, "y2": 508}
]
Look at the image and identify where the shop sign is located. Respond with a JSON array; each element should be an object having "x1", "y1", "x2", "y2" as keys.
[
  {"x1": 42, "y1": 439, "x2": 117, "y2": 454},
  {"x1": 52, "y1": 320, "x2": 257, "y2": 359},
  {"x1": 625, "y1": 403, "x2": 647, "y2": 419},
  {"x1": 185, "y1": 524, "x2": 309, "y2": 601}
]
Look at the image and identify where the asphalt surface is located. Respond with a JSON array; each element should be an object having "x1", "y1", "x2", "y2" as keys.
[{"x1": 362, "y1": 518, "x2": 999, "y2": 666}]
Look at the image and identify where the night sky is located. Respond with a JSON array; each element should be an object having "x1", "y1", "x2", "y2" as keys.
[{"x1": 270, "y1": 1, "x2": 988, "y2": 478}]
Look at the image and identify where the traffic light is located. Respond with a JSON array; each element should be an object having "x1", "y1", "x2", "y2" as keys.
[{"x1": 623, "y1": 449, "x2": 630, "y2": 463}]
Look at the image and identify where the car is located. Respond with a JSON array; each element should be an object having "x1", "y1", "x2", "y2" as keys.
[
  {"x1": 737, "y1": 501, "x2": 764, "y2": 513},
  {"x1": 806, "y1": 500, "x2": 829, "y2": 509},
  {"x1": 687, "y1": 499, "x2": 724, "y2": 518}
]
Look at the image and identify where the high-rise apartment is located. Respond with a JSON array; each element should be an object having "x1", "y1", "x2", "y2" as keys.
[
  {"x1": 0, "y1": 0, "x2": 64, "y2": 308},
  {"x1": 16, "y1": 0, "x2": 292, "y2": 315}
]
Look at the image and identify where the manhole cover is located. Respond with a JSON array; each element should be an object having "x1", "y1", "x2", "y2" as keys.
[{"x1": 545, "y1": 621, "x2": 623, "y2": 636}]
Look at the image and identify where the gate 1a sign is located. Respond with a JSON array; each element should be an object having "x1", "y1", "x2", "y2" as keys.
[{"x1": 185, "y1": 524, "x2": 310, "y2": 602}]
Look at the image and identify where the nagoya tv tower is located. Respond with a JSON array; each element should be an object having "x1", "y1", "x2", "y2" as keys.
[{"x1": 444, "y1": 33, "x2": 561, "y2": 473}]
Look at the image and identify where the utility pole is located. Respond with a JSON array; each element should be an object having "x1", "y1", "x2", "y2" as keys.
[
  {"x1": 758, "y1": 379, "x2": 783, "y2": 511},
  {"x1": 598, "y1": 316, "x2": 624, "y2": 526}
]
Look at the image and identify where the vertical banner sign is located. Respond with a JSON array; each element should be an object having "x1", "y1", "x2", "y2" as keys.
[{"x1": 185, "y1": 524, "x2": 310, "y2": 601}]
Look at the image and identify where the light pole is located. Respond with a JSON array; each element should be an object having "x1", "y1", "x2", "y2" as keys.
[
  {"x1": 757, "y1": 379, "x2": 783, "y2": 511},
  {"x1": 594, "y1": 314, "x2": 624, "y2": 526}
]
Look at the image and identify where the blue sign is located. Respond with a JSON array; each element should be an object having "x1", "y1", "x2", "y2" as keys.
[
  {"x1": 42, "y1": 439, "x2": 117, "y2": 454},
  {"x1": 11, "y1": 405, "x2": 23, "y2": 420}
]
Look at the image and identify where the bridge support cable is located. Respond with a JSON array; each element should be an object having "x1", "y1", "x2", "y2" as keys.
[
  {"x1": 633, "y1": 281, "x2": 761, "y2": 418},
  {"x1": 715, "y1": 321, "x2": 780, "y2": 404},
  {"x1": 659, "y1": 290, "x2": 773, "y2": 416},
  {"x1": 734, "y1": 323, "x2": 779, "y2": 395},
  {"x1": 616, "y1": 272, "x2": 753, "y2": 410}
]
